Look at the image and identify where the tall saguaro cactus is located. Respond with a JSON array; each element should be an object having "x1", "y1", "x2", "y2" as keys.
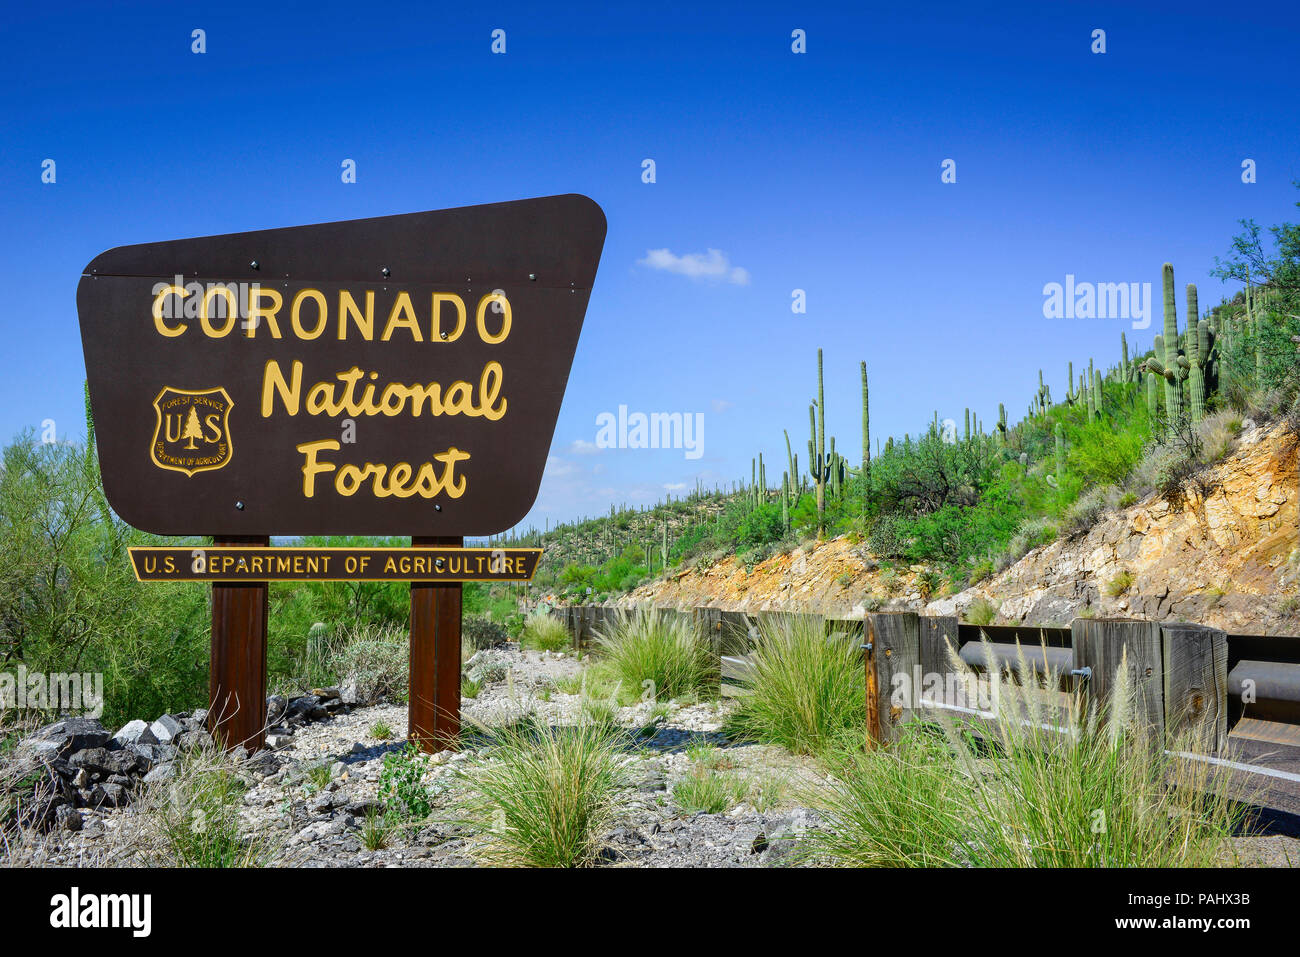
[
  {"x1": 1185, "y1": 282, "x2": 1205, "y2": 424},
  {"x1": 861, "y1": 361, "x2": 870, "y2": 472},
  {"x1": 808, "y1": 348, "x2": 828, "y2": 533}
]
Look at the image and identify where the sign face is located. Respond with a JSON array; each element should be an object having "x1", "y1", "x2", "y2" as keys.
[
  {"x1": 78, "y1": 194, "x2": 606, "y2": 536},
  {"x1": 128, "y1": 546, "x2": 542, "y2": 582}
]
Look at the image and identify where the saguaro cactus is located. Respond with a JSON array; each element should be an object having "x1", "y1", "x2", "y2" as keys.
[
  {"x1": 808, "y1": 348, "x2": 828, "y2": 532},
  {"x1": 860, "y1": 361, "x2": 870, "y2": 472},
  {"x1": 1121, "y1": 332, "x2": 1130, "y2": 383},
  {"x1": 1143, "y1": 262, "x2": 1185, "y2": 426},
  {"x1": 1086, "y1": 358, "x2": 1096, "y2": 423},
  {"x1": 1185, "y1": 283, "x2": 1205, "y2": 424}
]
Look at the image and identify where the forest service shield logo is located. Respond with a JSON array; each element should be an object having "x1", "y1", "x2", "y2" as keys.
[{"x1": 150, "y1": 387, "x2": 233, "y2": 476}]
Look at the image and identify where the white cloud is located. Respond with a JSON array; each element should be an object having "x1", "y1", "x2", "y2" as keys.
[
  {"x1": 710, "y1": 399, "x2": 733, "y2": 414},
  {"x1": 663, "y1": 482, "x2": 688, "y2": 492},
  {"x1": 567, "y1": 439, "x2": 601, "y2": 455},
  {"x1": 637, "y1": 248, "x2": 750, "y2": 285}
]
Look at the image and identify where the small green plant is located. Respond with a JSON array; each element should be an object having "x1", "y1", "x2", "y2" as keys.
[
  {"x1": 672, "y1": 766, "x2": 749, "y2": 814},
  {"x1": 305, "y1": 762, "x2": 333, "y2": 790},
  {"x1": 965, "y1": 597, "x2": 999, "y2": 626},
  {"x1": 360, "y1": 809, "x2": 391, "y2": 851},
  {"x1": 461, "y1": 677, "x2": 482, "y2": 699},
  {"x1": 916, "y1": 568, "x2": 943, "y2": 600},
  {"x1": 580, "y1": 694, "x2": 621, "y2": 732},
  {"x1": 1104, "y1": 569, "x2": 1135, "y2": 597},
  {"x1": 378, "y1": 742, "x2": 435, "y2": 820},
  {"x1": 555, "y1": 673, "x2": 586, "y2": 696},
  {"x1": 685, "y1": 741, "x2": 735, "y2": 770},
  {"x1": 458, "y1": 720, "x2": 629, "y2": 867},
  {"x1": 369, "y1": 720, "x2": 393, "y2": 740},
  {"x1": 749, "y1": 775, "x2": 788, "y2": 812},
  {"x1": 520, "y1": 612, "x2": 571, "y2": 652}
]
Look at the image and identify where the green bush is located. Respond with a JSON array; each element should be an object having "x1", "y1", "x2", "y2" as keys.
[
  {"x1": 592, "y1": 607, "x2": 717, "y2": 704},
  {"x1": 723, "y1": 614, "x2": 863, "y2": 754},
  {"x1": 520, "y1": 613, "x2": 570, "y2": 652},
  {"x1": 462, "y1": 614, "x2": 508, "y2": 652},
  {"x1": 379, "y1": 742, "x2": 437, "y2": 819},
  {"x1": 458, "y1": 719, "x2": 629, "y2": 867}
]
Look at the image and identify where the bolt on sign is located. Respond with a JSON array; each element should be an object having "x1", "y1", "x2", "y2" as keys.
[
  {"x1": 77, "y1": 195, "x2": 606, "y2": 753},
  {"x1": 77, "y1": 194, "x2": 606, "y2": 537}
]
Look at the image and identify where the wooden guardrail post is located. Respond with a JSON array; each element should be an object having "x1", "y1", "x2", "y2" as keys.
[
  {"x1": 867, "y1": 612, "x2": 919, "y2": 745},
  {"x1": 1071, "y1": 618, "x2": 1165, "y2": 736},
  {"x1": 918, "y1": 615, "x2": 960, "y2": 678},
  {"x1": 1160, "y1": 622, "x2": 1228, "y2": 751}
]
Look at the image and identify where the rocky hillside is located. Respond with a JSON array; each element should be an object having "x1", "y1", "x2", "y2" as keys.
[{"x1": 621, "y1": 421, "x2": 1300, "y2": 634}]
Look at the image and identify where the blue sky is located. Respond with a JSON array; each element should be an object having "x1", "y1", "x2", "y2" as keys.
[{"x1": 2, "y1": 1, "x2": 1298, "y2": 533}]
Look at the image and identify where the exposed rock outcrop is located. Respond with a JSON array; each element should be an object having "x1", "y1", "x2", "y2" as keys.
[{"x1": 622, "y1": 421, "x2": 1299, "y2": 633}]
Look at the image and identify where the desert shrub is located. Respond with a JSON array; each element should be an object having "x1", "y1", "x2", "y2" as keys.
[
  {"x1": 462, "y1": 614, "x2": 508, "y2": 653},
  {"x1": 1004, "y1": 516, "x2": 1058, "y2": 563},
  {"x1": 1061, "y1": 484, "x2": 1119, "y2": 536},
  {"x1": 1067, "y1": 416, "x2": 1149, "y2": 486},
  {"x1": 672, "y1": 766, "x2": 749, "y2": 814},
  {"x1": 592, "y1": 608, "x2": 717, "y2": 704},
  {"x1": 799, "y1": 725, "x2": 969, "y2": 866},
  {"x1": 325, "y1": 622, "x2": 409, "y2": 704},
  {"x1": 457, "y1": 720, "x2": 628, "y2": 867},
  {"x1": 520, "y1": 613, "x2": 570, "y2": 652},
  {"x1": 723, "y1": 614, "x2": 863, "y2": 755},
  {"x1": 965, "y1": 597, "x2": 999, "y2": 626},
  {"x1": 128, "y1": 745, "x2": 279, "y2": 867},
  {"x1": 0, "y1": 431, "x2": 211, "y2": 727},
  {"x1": 1104, "y1": 569, "x2": 1135, "y2": 597},
  {"x1": 378, "y1": 742, "x2": 437, "y2": 819}
]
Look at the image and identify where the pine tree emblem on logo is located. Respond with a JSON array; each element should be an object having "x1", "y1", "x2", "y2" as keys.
[{"x1": 150, "y1": 387, "x2": 234, "y2": 476}]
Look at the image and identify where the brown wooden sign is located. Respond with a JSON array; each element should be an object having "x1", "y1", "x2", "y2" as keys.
[
  {"x1": 76, "y1": 194, "x2": 606, "y2": 536},
  {"x1": 128, "y1": 546, "x2": 541, "y2": 582}
]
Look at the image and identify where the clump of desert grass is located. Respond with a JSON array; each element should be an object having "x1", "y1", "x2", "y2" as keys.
[
  {"x1": 117, "y1": 743, "x2": 282, "y2": 867},
  {"x1": 456, "y1": 718, "x2": 629, "y2": 867},
  {"x1": 591, "y1": 607, "x2": 717, "y2": 705},
  {"x1": 801, "y1": 640, "x2": 1247, "y2": 867},
  {"x1": 520, "y1": 612, "x2": 571, "y2": 653},
  {"x1": 722, "y1": 613, "x2": 863, "y2": 755}
]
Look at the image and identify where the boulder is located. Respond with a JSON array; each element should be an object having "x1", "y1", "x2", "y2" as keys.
[
  {"x1": 23, "y1": 717, "x2": 110, "y2": 755},
  {"x1": 111, "y1": 719, "x2": 157, "y2": 747},
  {"x1": 143, "y1": 763, "x2": 175, "y2": 785},
  {"x1": 149, "y1": 714, "x2": 184, "y2": 745}
]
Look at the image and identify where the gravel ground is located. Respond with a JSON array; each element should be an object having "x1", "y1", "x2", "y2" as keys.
[
  {"x1": 12, "y1": 645, "x2": 826, "y2": 868},
  {"x1": 10, "y1": 642, "x2": 1299, "y2": 868}
]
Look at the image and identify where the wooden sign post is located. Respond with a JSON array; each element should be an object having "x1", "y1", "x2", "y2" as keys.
[
  {"x1": 209, "y1": 536, "x2": 269, "y2": 752},
  {"x1": 409, "y1": 536, "x2": 463, "y2": 751},
  {"x1": 79, "y1": 196, "x2": 606, "y2": 754}
]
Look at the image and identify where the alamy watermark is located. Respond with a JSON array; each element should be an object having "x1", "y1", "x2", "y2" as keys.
[
  {"x1": 595, "y1": 406, "x2": 704, "y2": 460},
  {"x1": 1042, "y1": 275, "x2": 1152, "y2": 329},
  {"x1": 1, "y1": 667, "x2": 104, "y2": 719}
]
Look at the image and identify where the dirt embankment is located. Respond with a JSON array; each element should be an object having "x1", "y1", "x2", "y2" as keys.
[{"x1": 621, "y1": 422, "x2": 1300, "y2": 634}]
